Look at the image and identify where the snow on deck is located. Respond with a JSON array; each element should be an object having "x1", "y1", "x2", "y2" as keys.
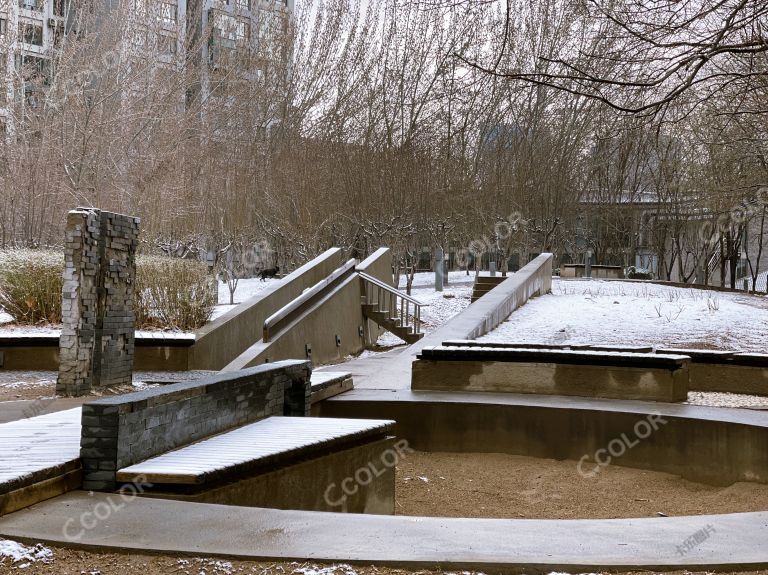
[
  {"x1": 0, "y1": 408, "x2": 82, "y2": 491},
  {"x1": 116, "y1": 416, "x2": 394, "y2": 484},
  {"x1": 479, "y1": 279, "x2": 768, "y2": 352}
]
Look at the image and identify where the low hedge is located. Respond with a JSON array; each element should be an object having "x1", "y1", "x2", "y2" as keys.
[
  {"x1": 135, "y1": 256, "x2": 216, "y2": 330},
  {"x1": 0, "y1": 249, "x2": 63, "y2": 324},
  {"x1": 0, "y1": 250, "x2": 216, "y2": 331}
]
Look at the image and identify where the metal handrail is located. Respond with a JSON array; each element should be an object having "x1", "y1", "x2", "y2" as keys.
[
  {"x1": 357, "y1": 272, "x2": 427, "y2": 307},
  {"x1": 358, "y1": 271, "x2": 428, "y2": 336},
  {"x1": 263, "y1": 259, "x2": 357, "y2": 342}
]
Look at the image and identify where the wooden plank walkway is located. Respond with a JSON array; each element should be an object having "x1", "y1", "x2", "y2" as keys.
[
  {"x1": 0, "y1": 408, "x2": 82, "y2": 494},
  {"x1": 117, "y1": 416, "x2": 394, "y2": 485}
]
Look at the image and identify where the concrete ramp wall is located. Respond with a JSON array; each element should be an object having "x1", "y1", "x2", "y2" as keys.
[
  {"x1": 416, "y1": 252, "x2": 553, "y2": 350},
  {"x1": 223, "y1": 248, "x2": 394, "y2": 371},
  {"x1": 189, "y1": 248, "x2": 345, "y2": 370}
]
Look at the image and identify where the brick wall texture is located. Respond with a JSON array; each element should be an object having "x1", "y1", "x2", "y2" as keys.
[{"x1": 57, "y1": 208, "x2": 140, "y2": 396}]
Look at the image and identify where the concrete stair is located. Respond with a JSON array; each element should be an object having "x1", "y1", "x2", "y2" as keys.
[
  {"x1": 362, "y1": 305, "x2": 424, "y2": 344},
  {"x1": 471, "y1": 275, "x2": 507, "y2": 302}
]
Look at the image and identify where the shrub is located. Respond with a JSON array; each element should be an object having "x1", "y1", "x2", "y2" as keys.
[
  {"x1": 0, "y1": 250, "x2": 216, "y2": 330},
  {"x1": 0, "y1": 250, "x2": 64, "y2": 324},
  {"x1": 135, "y1": 256, "x2": 216, "y2": 330},
  {"x1": 625, "y1": 266, "x2": 654, "y2": 280}
]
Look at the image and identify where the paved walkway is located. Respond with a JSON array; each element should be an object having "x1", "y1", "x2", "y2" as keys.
[
  {"x1": 1, "y1": 491, "x2": 767, "y2": 570},
  {"x1": 0, "y1": 398, "x2": 86, "y2": 424}
]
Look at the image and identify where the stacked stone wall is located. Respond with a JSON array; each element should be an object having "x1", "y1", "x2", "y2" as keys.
[
  {"x1": 80, "y1": 360, "x2": 311, "y2": 491},
  {"x1": 58, "y1": 209, "x2": 140, "y2": 396}
]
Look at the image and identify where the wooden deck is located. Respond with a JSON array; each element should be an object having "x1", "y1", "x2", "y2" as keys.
[
  {"x1": 0, "y1": 407, "x2": 82, "y2": 494},
  {"x1": 310, "y1": 371, "x2": 353, "y2": 403},
  {"x1": 116, "y1": 416, "x2": 394, "y2": 485}
]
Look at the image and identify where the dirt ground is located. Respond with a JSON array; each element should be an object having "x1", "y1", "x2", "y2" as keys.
[
  {"x1": 0, "y1": 372, "x2": 56, "y2": 402},
  {"x1": 2, "y1": 546, "x2": 768, "y2": 575},
  {"x1": 396, "y1": 452, "x2": 768, "y2": 519}
]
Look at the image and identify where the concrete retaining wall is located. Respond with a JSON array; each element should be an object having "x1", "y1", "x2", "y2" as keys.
[
  {"x1": 80, "y1": 360, "x2": 311, "y2": 491},
  {"x1": 189, "y1": 248, "x2": 345, "y2": 370},
  {"x1": 0, "y1": 339, "x2": 193, "y2": 372},
  {"x1": 227, "y1": 275, "x2": 366, "y2": 369},
  {"x1": 141, "y1": 437, "x2": 396, "y2": 514},
  {"x1": 224, "y1": 248, "x2": 395, "y2": 371},
  {"x1": 321, "y1": 390, "x2": 768, "y2": 486}
]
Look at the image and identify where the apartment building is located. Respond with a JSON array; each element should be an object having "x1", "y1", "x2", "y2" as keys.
[{"x1": 0, "y1": 0, "x2": 292, "y2": 133}]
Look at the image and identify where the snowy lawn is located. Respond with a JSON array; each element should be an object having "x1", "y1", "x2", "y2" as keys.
[
  {"x1": 398, "y1": 270, "x2": 475, "y2": 288},
  {"x1": 479, "y1": 279, "x2": 768, "y2": 352},
  {"x1": 211, "y1": 277, "x2": 280, "y2": 320}
]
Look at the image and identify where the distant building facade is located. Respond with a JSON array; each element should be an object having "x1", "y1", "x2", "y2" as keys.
[{"x1": 0, "y1": 0, "x2": 292, "y2": 134}]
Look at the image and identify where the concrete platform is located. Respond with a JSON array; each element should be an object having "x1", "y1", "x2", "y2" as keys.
[
  {"x1": 1, "y1": 491, "x2": 767, "y2": 570},
  {"x1": 412, "y1": 346, "x2": 690, "y2": 402}
]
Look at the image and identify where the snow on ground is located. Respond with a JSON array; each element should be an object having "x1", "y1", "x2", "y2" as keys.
[
  {"x1": 686, "y1": 391, "x2": 768, "y2": 409},
  {"x1": 399, "y1": 270, "x2": 475, "y2": 288},
  {"x1": 212, "y1": 276, "x2": 280, "y2": 320},
  {"x1": 479, "y1": 279, "x2": 768, "y2": 352},
  {"x1": 0, "y1": 370, "x2": 217, "y2": 399},
  {"x1": 0, "y1": 539, "x2": 53, "y2": 568},
  {"x1": 373, "y1": 282, "x2": 473, "y2": 348},
  {"x1": 293, "y1": 564, "x2": 359, "y2": 575}
]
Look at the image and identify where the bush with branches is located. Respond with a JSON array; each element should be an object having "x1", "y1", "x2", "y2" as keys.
[{"x1": 0, "y1": 250, "x2": 64, "y2": 324}]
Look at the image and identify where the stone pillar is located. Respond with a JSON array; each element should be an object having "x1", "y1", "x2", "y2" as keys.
[
  {"x1": 434, "y1": 247, "x2": 444, "y2": 292},
  {"x1": 57, "y1": 208, "x2": 140, "y2": 397}
]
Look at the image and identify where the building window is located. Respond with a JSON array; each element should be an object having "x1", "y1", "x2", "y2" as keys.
[
  {"x1": 212, "y1": 13, "x2": 248, "y2": 49},
  {"x1": 0, "y1": 18, "x2": 7, "y2": 38},
  {"x1": 19, "y1": 22, "x2": 43, "y2": 46},
  {"x1": 236, "y1": 20, "x2": 248, "y2": 44},
  {"x1": 258, "y1": 8, "x2": 287, "y2": 43},
  {"x1": 157, "y1": 1, "x2": 177, "y2": 25},
  {"x1": 131, "y1": 28, "x2": 148, "y2": 49},
  {"x1": 18, "y1": 0, "x2": 43, "y2": 11},
  {"x1": 53, "y1": 22, "x2": 64, "y2": 47},
  {"x1": 157, "y1": 32, "x2": 176, "y2": 55},
  {"x1": 53, "y1": 0, "x2": 69, "y2": 17},
  {"x1": 132, "y1": 0, "x2": 147, "y2": 19}
]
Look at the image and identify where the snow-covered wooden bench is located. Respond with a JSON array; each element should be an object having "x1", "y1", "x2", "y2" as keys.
[
  {"x1": 115, "y1": 415, "x2": 398, "y2": 513},
  {"x1": 412, "y1": 345, "x2": 690, "y2": 401},
  {"x1": 116, "y1": 416, "x2": 393, "y2": 485}
]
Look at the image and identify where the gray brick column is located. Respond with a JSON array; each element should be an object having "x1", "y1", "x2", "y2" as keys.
[{"x1": 57, "y1": 208, "x2": 140, "y2": 396}]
